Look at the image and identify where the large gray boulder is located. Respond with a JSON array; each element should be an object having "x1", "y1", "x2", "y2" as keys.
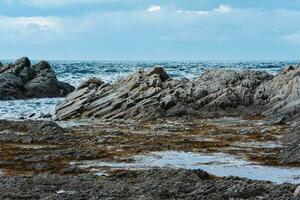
[
  {"x1": 0, "y1": 57, "x2": 74, "y2": 100},
  {"x1": 55, "y1": 67, "x2": 273, "y2": 120},
  {"x1": 0, "y1": 73, "x2": 25, "y2": 99}
]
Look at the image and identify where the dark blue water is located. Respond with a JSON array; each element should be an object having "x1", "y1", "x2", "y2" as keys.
[{"x1": 0, "y1": 60, "x2": 298, "y2": 119}]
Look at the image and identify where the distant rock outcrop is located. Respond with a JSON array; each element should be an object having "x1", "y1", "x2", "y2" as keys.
[{"x1": 0, "y1": 57, "x2": 75, "y2": 100}]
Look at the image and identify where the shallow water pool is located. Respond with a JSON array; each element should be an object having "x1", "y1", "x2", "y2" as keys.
[{"x1": 73, "y1": 151, "x2": 300, "y2": 184}]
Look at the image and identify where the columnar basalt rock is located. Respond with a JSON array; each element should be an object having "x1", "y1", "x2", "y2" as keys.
[{"x1": 0, "y1": 57, "x2": 75, "y2": 100}]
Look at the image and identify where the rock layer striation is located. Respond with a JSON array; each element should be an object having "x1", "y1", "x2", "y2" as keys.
[
  {"x1": 56, "y1": 65, "x2": 300, "y2": 122},
  {"x1": 56, "y1": 67, "x2": 278, "y2": 120}
]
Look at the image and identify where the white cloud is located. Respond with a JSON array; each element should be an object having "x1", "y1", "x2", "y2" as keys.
[
  {"x1": 1, "y1": 5, "x2": 300, "y2": 59},
  {"x1": 214, "y1": 4, "x2": 232, "y2": 14},
  {"x1": 177, "y1": 4, "x2": 232, "y2": 15},
  {"x1": 147, "y1": 5, "x2": 161, "y2": 12},
  {"x1": 0, "y1": 16, "x2": 63, "y2": 35},
  {"x1": 176, "y1": 10, "x2": 210, "y2": 15}
]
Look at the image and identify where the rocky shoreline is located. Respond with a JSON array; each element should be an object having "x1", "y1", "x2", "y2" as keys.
[
  {"x1": 1, "y1": 62, "x2": 300, "y2": 199},
  {"x1": 55, "y1": 65, "x2": 300, "y2": 169}
]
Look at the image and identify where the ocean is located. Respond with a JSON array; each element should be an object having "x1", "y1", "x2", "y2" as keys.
[{"x1": 0, "y1": 60, "x2": 298, "y2": 120}]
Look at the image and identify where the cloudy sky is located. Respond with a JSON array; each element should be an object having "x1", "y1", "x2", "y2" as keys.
[{"x1": 1, "y1": 0, "x2": 300, "y2": 60}]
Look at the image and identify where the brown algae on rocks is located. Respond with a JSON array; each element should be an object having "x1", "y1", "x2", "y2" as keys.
[{"x1": 0, "y1": 116, "x2": 294, "y2": 177}]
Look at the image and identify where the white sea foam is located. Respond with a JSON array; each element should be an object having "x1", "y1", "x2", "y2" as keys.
[{"x1": 0, "y1": 98, "x2": 62, "y2": 120}]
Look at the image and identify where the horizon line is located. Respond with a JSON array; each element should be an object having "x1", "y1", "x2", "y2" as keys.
[{"x1": 1, "y1": 58, "x2": 300, "y2": 63}]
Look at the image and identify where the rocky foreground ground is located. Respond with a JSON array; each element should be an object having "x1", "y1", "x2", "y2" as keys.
[
  {"x1": 0, "y1": 168, "x2": 298, "y2": 200},
  {"x1": 0, "y1": 118, "x2": 299, "y2": 199}
]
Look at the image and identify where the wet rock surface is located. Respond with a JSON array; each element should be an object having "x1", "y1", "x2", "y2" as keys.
[
  {"x1": 0, "y1": 118, "x2": 299, "y2": 199},
  {"x1": 0, "y1": 118, "x2": 293, "y2": 174},
  {"x1": 0, "y1": 57, "x2": 74, "y2": 100},
  {"x1": 0, "y1": 168, "x2": 298, "y2": 200}
]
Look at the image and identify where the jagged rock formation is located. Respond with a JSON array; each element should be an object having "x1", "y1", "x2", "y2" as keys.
[
  {"x1": 56, "y1": 65, "x2": 300, "y2": 122},
  {"x1": 255, "y1": 66, "x2": 300, "y2": 123},
  {"x1": 56, "y1": 67, "x2": 194, "y2": 120},
  {"x1": 0, "y1": 57, "x2": 75, "y2": 100},
  {"x1": 192, "y1": 69, "x2": 273, "y2": 116},
  {"x1": 56, "y1": 67, "x2": 275, "y2": 120}
]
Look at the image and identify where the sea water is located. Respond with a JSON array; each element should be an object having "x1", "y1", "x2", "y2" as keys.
[{"x1": 73, "y1": 151, "x2": 300, "y2": 184}]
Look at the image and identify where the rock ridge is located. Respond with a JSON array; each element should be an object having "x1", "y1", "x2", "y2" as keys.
[{"x1": 56, "y1": 66, "x2": 291, "y2": 121}]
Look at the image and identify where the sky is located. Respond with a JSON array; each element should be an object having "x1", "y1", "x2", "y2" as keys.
[{"x1": 1, "y1": 0, "x2": 300, "y2": 60}]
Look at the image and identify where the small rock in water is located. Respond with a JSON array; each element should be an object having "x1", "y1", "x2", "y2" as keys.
[
  {"x1": 40, "y1": 113, "x2": 52, "y2": 119},
  {"x1": 29, "y1": 113, "x2": 35, "y2": 118}
]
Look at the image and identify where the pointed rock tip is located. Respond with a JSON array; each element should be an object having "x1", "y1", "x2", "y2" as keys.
[
  {"x1": 15, "y1": 57, "x2": 31, "y2": 67},
  {"x1": 281, "y1": 65, "x2": 295, "y2": 74},
  {"x1": 147, "y1": 66, "x2": 170, "y2": 82},
  {"x1": 77, "y1": 77, "x2": 104, "y2": 90},
  {"x1": 34, "y1": 60, "x2": 52, "y2": 70}
]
